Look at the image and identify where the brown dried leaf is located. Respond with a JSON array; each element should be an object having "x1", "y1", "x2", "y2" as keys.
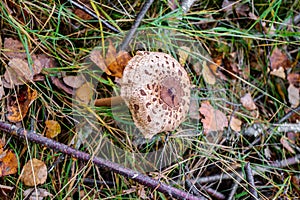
[
  {"x1": 287, "y1": 84, "x2": 299, "y2": 108},
  {"x1": 202, "y1": 61, "x2": 216, "y2": 85},
  {"x1": 7, "y1": 87, "x2": 38, "y2": 122},
  {"x1": 63, "y1": 74, "x2": 86, "y2": 88},
  {"x1": 105, "y1": 40, "x2": 117, "y2": 67},
  {"x1": 3, "y1": 38, "x2": 26, "y2": 59},
  {"x1": 45, "y1": 120, "x2": 61, "y2": 138},
  {"x1": 74, "y1": 9, "x2": 92, "y2": 20},
  {"x1": 269, "y1": 47, "x2": 290, "y2": 70},
  {"x1": 240, "y1": 93, "x2": 257, "y2": 110},
  {"x1": 90, "y1": 49, "x2": 109, "y2": 74},
  {"x1": 24, "y1": 188, "x2": 53, "y2": 200},
  {"x1": 0, "y1": 140, "x2": 18, "y2": 177},
  {"x1": 20, "y1": 158, "x2": 47, "y2": 186},
  {"x1": 229, "y1": 116, "x2": 242, "y2": 132},
  {"x1": 199, "y1": 101, "x2": 228, "y2": 134},
  {"x1": 75, "y1": 82, "x2": 93, "y2": 104},
  {"x1": 4, "y1": 58, "x2": 34, "y2": 88},
  {"x1": 270, "y1": 66, "x2": 286, "y2": 79}
]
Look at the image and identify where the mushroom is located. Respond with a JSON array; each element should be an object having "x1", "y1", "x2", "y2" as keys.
[{"x1": 120, "y1": 51, "x2": 191, "y2": 139}]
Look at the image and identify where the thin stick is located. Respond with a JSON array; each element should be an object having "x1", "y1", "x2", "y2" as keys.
[
  {"x1": 0, "y1": 121, "x2": 203, "y2": 200},
  {"x1": 118, "y1": 0, "x2": 155, "y2": 51},
  {"x1": 94, "y1": 96, "x2": 124, "y2": 107},
  {"x1": 244, "y1": 162, "x2": 258, "y2": 200},
  {"x1": 68, "y1": 0, "x2": 120, "y2": 33}
]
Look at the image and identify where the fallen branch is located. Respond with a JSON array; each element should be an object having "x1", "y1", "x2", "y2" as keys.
[{"x1": 0, "y1": 121, "x2": 203, "y2": 200}]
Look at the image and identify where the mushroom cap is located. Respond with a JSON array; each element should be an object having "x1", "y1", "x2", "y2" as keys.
[{"x1": 120, "y1": 51, "x2": 191, "y2": 139}]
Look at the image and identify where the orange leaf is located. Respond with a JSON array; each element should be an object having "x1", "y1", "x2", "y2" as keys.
[
  {"x1": 7, "y1": 86, "x2": 38, "y2": 122},
  {"x1": 45, "y1": 120, "x2": 61, "y2": 138},
  {"x1": 0, "y1": 140, "x2": 18, "y2": 177}
]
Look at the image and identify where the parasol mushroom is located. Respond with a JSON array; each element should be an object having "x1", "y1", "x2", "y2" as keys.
[{"x1": 120, "y1": 51, "x2": 191, "y2": 139}]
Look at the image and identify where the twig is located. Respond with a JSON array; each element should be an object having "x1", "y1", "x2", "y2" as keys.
[
  {"x1": 227, "y1": 177, "x2": 241, "y2": 200},
  {"x1": 244, "y1": 163, "x2": 258, "y2": 200},
  {"x1": 0, "y1": 121, "x2": 202, "y2": 200},
  {"x1": 68, "y1": 0, "x2": 120, "y2": 33},
  {"x1": 277, "y1": 105, "x2": 300, "y2": 124},
  {"x1": 118, "y1": 0, "x2": 155, "y2": 52}
]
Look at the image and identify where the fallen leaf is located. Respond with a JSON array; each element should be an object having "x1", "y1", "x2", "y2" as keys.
[
  {"x1": 45, "y1": 120, "x2": 61, "y2": 138},
  {"x1": 7, "y1": 86, "x2": 38, "y2": 122},
  {"x1": 178, "y1": 46, "x2": 190, "y2": 66},
  {"x1": 287, "y1": 84, "x2": 299, "y2": 108},
  {"x1": 3, "y1": 38, "x2": 26, "y2": 59},
  {"x1": 63, "y1": 74, "x2": 86, "y2": 88},
  {"x1": 0, "y1": 77, "x2": 4, "y2": 100},
  {"x1": 199, "y1": 101, "x2": 228, "y2": 134},
  {"x1": 287, "y1": 73, "x2": 300, "y2": 86},
  {"x1": 90, "y1": 41, "x2": 132, "y2": 78},
  {"x1": 280, "y1": 136, "x2": 295, "y2": 154},
  {"x1": 229, "y1": 116, "x2": 242, "y2": 132},
  {"x1": 240, "y1": 93, "x2": 257, "y2": 110},
  {"x1": 4, "y1": 58, "x2": 34, "y2": 88},
  {"x1": 222, "y1": 0, "x2": 249, "y2": 16},
  {"x1": 202, "y1": 61, "x2": 216, "y2": 85},
  {"x1": 107, "y1": 51, "x2": 131, "y2": 78},
  {"x1": 75, "y1": 82, "x2": 93, "y2": 104},
  {"x1": 270, "y1": 66, "x2": 286, "y2": 79},
  {"x1": 24, "y1": 188, "x2": 53, "y2": 200},
  {"x1": 269, "y1": 47, "x2": 290, "y2": 70},
  {"x1": 90, "y1": 49, "x2": 109, "y2": 74},
  {"x1": 0, "y1": 140, "x2": 18, "y2": 177},
  {"x1": 20, "y1": 158, "x2": 47, "y2": 186},
  {"x1": 74, "y1": 9, "x2": 92, "y2": 20}
]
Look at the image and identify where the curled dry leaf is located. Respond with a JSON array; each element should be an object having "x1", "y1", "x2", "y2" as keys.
[
  {"x1": 199, "y1": 101, "x2": 228, "y2": 134},
  {"x1": 7, "y1": 86, "x2": 38, "y2": 122},
  {"x1": 20, "y1": 158, "x2": 47, "y2": 186},
  {"x1": 0, "y1": 139, "x2": 18, "y2": 177},
  {"x1": 240, "y1": 93, "x2": 257, "y2": 111},
  {"x1": 287, "y1": 73, "x2": 300, "y2": 86},
  {"x1": 45, "y1": 120, "x2": 61, "y2": 138},
  {"x1": 24, "y1": 188, "x2": 53, "y2": 200}
]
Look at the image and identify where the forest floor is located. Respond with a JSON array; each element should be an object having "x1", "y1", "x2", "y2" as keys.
[{"x1": 0, "y1": 0, "x2": 300, "y2": 199}]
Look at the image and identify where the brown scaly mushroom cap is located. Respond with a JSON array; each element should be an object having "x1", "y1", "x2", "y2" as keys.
[{"x1": 120, "y1": 51, "x2": 191, "y2": 139}]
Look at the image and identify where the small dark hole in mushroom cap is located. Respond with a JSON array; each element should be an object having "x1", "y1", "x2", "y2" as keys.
[{"x1": 134, "y1": 104, "x2": 139, "y2": 111}]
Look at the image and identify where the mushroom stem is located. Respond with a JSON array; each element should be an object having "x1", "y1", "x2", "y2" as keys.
[{"x1": 94, "y1": 96, "x2": 124, "y2": 107}]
